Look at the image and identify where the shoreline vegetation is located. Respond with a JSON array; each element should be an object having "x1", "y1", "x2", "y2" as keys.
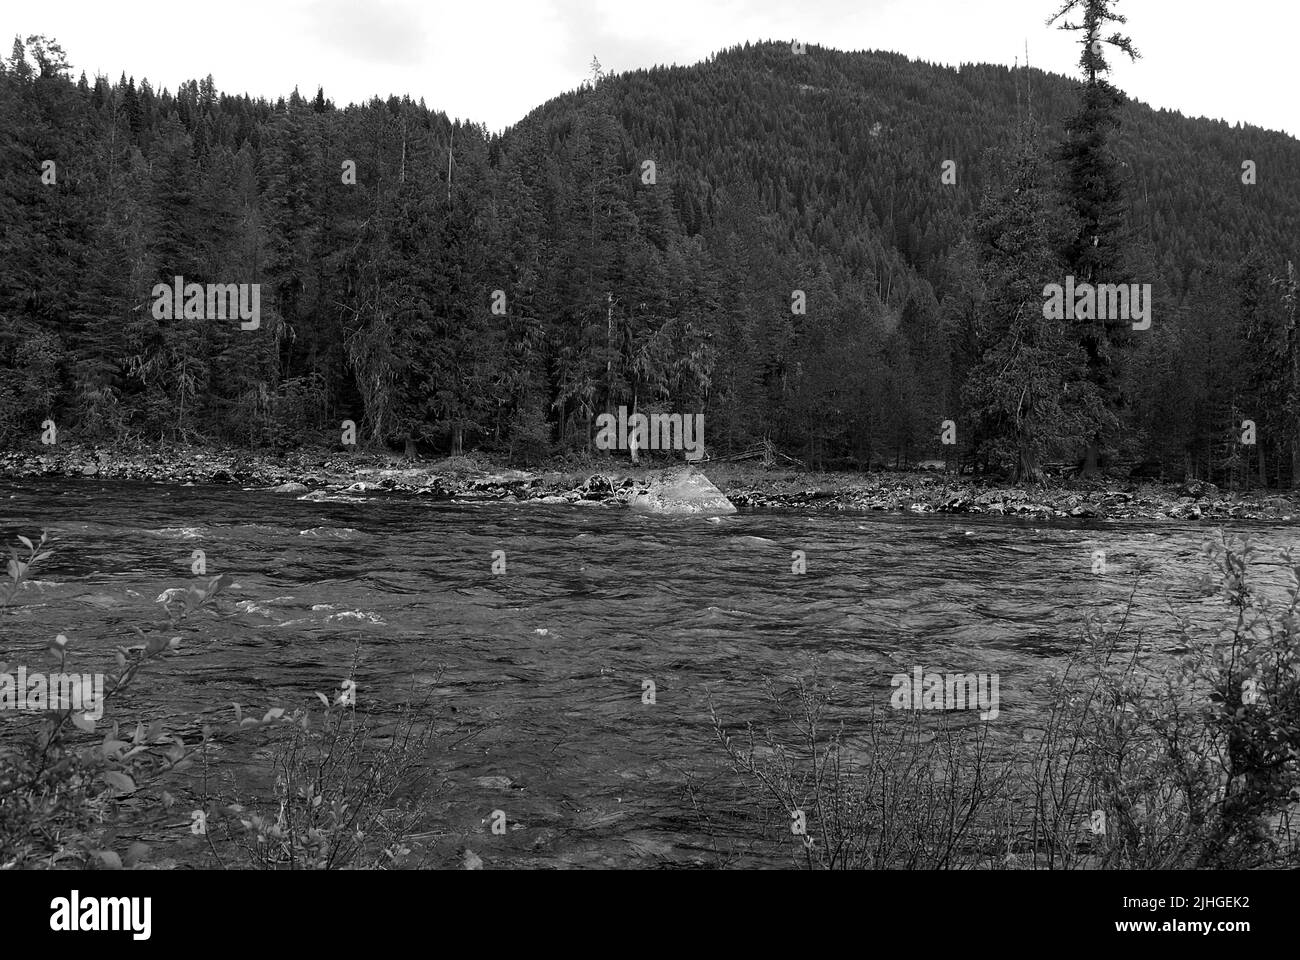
[{"x1": 3, "y1": 443, "x2": 1299, "y2": 521}]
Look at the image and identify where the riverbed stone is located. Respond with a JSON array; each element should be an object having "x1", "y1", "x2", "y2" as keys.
[
  {"x1": 271, "y1": 481, "x2": 308, "y2": 494},
  {"x1": 1179, "y1": 480, "x2": 1218, "y2": 499},
  {"x1": 629, "y1": 468, "x2": 737, "y2": 516}
]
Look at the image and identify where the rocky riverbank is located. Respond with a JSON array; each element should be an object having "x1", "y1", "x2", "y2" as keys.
[
  {"x1": 2, "y1": 445, "x2": 1299, "y2": 522},
  {"x1": 706, "y1": 464, "x2": 1300, "y2": 522}
]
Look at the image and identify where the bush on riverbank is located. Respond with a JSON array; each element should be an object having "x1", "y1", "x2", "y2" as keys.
[
  {"x1": 200, "y1": 676, "x2": 440, "y2": 870},
  {"x1": 710, "y1": 673, "x2": 1019, "y2": 868},
  {"x1": 0, "y1": 532, "x2": 226, "y2": 868},
  {"x1": 712, "y1": 536, "x2": 1300, "y2": 869},
  {"x1": 1057, "y1": 536, "x2": 1300, "y2": 868},
  {"x1": 0, "y1": 533, "x2": 439, "y2": 869}
]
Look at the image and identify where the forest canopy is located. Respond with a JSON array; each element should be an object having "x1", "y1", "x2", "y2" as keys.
[{"x1": 1, "y1": 33, "x2": 1297, "y2": 484}]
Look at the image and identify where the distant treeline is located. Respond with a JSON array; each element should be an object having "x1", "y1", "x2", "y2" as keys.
[{"x1": 1, "y1": 35, "x2": 1298, "y2": 483}]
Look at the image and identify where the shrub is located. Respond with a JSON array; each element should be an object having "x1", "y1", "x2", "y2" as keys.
[
  {"x1": 1052, "y1": 535, "x2": 1300, "y2": 868},
  {"x1": 0, "y1": 531, "x2": 441, "y2": 870},
  {"x1": 710, "y1": 671, "x2": 1017, "y2": 869},
  {"x1": 201, "y1": 681, "x2": 441, "y2": 870},
  {"x1": 1, "y1": 531, "x2": 229, "y2": 868},
  {"x1": 713, "y1": 536, "x2": 1300, "y2": 869}
]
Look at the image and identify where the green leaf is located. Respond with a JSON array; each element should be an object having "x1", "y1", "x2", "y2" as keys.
[
  {"x1": 71, "y1": 712, "x2": 97, "y2": 733},
  {"x1": 17, "y1": 535, "x2": 33, "y2": 550}
]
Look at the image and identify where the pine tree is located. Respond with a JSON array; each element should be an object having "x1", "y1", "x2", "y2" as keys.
[
  {"x1": 962, "y1": 121, "x2": 1092, "y2": 481},
  {"x1": 1047, "y1": 0, "x2": 1141, "y2": 476}
]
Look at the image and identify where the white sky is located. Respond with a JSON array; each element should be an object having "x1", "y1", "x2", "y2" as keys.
[{"x1": 8, "y1": 0, "x2": 1296, "y2": 137}]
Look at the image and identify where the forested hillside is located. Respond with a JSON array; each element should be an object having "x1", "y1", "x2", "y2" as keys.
[{"x1": 2, "y1": 35, "x2": 1298, "y2": 483}]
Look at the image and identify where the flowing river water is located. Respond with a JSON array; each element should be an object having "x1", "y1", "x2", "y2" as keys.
[{"x1": 2, "y1": 478, "x2": 1298, "y2": 867}]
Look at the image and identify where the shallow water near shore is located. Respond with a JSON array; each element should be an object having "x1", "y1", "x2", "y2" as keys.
[{"x1": 3, "y1": 478, "x2": 1298, "y2": 867}]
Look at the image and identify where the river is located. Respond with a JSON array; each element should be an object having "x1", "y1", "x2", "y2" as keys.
[{"x1": 2, "y1": 479, "x2": 1297, "y2": 867}]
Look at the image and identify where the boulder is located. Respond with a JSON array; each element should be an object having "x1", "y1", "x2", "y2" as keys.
[
  {"x1": 629, "y1": 469, "x2": 737, "y2": 516},
  {"x1": 471, "y1": 470, "x2": 535, "y2": 490},
  {"x1": 271, "y1": 482, "x2": 308, "y2": 494},
  {"x1": 579, "y1": 474, "x2": 615, "y2": 499},
  {"x1": 1179, "y1": 480, "x2": 1218, "y2": 499}
]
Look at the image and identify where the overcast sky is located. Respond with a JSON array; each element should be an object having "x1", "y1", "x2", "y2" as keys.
[{"x1": 9, "y1": 0, "x2": 1296, "y2": 137}]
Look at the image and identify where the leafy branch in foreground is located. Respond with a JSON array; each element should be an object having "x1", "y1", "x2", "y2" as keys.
[
  {"x1": 1, "y1": 530, "x2": 237, "y2": 867},
  {"x1": 2, "y1": 530, "x2": 445, "y2": 870}
]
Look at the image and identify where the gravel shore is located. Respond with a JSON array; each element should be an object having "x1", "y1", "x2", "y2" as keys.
[{"x1": 3, "y1": 445, "x2": 1299, "y2": 522}]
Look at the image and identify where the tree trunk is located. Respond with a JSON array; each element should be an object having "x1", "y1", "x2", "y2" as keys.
[
  {"x1": 1018, "y1": 444, "x2": 1044, "y2": 484},
  {"x1": 451, "y1": 424, "x2": 464, "y2": 457},
  {"x1": 1078, "y1": 441, "x2": 1101, "y2": 479},
  {"x1": 629, "y1": 393, "x2": 640, "y2": 464}
]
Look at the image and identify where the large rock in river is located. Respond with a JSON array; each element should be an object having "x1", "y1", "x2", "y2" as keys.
[{"x1": 629, "y1": 469, "x2": 736, "y2": 516}]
